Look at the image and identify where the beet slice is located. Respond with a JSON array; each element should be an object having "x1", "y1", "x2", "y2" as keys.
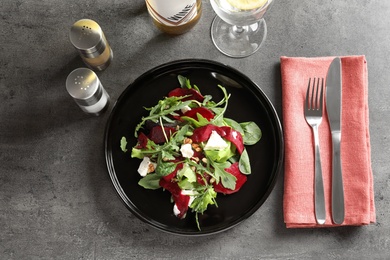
[
  {"x1": 190, "y1": 125, "x2": 243, "y2": 154},
  {"x1": 191, "y1": 124, "x2": 226, "y2": 143},
  {"x1": 159, "y1": 164, "x2": 190, "y2": 218},
  {"x1": 161, "y1": 163, "x2": 183, "y2": 182},
  {"x1": 168, "y1": 88, "x2": 204, "y2": 102},
  {"x1": 148, "y1": 126, "x2": 176, "y2": 144},
  {"x1": 219, "y1": 126, "x2": 244, "y2": 154},
  {"x1": 135, "y1": 132, "x2": 150, "y2": 149},
  {"x1": 213, "y1": 162, "x2": 247, "y2": 194},
  {"x1": 183, "y1": 107, "x2": 214, "y2": 121}
]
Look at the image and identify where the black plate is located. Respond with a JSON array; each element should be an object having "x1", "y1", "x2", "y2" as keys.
[{"x1": 104, "y1": 59, "x2": 283, "y2": 236}]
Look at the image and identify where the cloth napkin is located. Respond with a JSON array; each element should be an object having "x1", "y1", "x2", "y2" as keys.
[{"x1": 281, "y1": 56, "x2": 376, "y2": 228}]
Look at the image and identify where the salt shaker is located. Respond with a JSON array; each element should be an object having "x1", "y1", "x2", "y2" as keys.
[
  {"x1": 69, "y1": 19, "x2": 113, "y2": 71},
  {"x1": 66, "y1": 68, "x2": 110, "y2": 116}
]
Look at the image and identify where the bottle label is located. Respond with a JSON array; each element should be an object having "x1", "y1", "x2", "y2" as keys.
[{"x1": 146, "y1": 0, "x2": 198, "y2": 26}]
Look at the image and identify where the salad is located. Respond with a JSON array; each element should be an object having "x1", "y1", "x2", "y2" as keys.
[{"x1": 120, "y1": 75, "x2": 261, "y2": 229}]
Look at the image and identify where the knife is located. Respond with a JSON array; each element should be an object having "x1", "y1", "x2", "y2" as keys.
[{"x1": 326, "y1": 57, "x2": 345, "y2": 224}]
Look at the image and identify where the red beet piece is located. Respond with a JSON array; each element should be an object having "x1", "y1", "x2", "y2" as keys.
[
  {"x1": 161, "y1": 163, "x2": 183, "y2": 182},
  {"x1": 136, "y1": 132, "x2": 149, "y2": 149},
  {"x1": 213, "y1": 162, "x2": 247, "y2": 194},
  {"x1": 219, "y1": 126, "x2": 244, "y2": 154},
  {"x1": 190, "y1": 125, "x2": 243, "y2": 154},
  {"x1": 196, "y1": 172, "x2": 211, "y2": 186},
  {"x1": 191, "y1": 124, "x2": 225, "y2": 143},
  {"x1": 183, "y1": 107, "x2": 214, "y2": 121},
  {"x1": 159, "y1": 175, "x2": 190, "y2": 219},
  {"x1": 148, "y1": 126, "x2": 176, "y2": 144},
  {"x1": 168, "y1": 88, "x2": 204, "y2": 102}
]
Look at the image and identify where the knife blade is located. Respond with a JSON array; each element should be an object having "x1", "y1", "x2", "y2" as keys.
[{"x1": 326, "y1": 57, "x2": 345, "y2": 224}]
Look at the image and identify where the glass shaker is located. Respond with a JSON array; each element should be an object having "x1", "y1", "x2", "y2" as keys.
[
  {"x1": 69, "y1": 19, "x2": 113, "y2": 71},
  {"x1": 66, "y1": 68, "x2": 110, "y2": 116}
]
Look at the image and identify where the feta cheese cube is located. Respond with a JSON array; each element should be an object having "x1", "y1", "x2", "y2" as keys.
[
  {"x1": 137, "y1": 157, "x2": 156, "y2": 177},
  {"x1": 180, "y1": 143, "x2": 194, "y2": 158},
  {"x1": 181, "y1": 105, "x2": 192, "y2": 114},
  {"x1": 204, "y1": 130, "x2": 228, "y2": 150}
]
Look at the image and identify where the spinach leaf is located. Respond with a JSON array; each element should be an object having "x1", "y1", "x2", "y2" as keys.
[
  {"x1": 155, "y1": 161, "x2": 177, "y2": 176},
  {"x1": 239, "y1": 148, "x2": 251, "y2": 175},
  {"x1": 224, "y1": 118, "x2": 244, "y2": 135},
  {"x1": 240, "y1": 121, "x2": 262, "y2": 145},
  {"x1": 138, "y1": 174, "x2": 161, "y2": 189}
]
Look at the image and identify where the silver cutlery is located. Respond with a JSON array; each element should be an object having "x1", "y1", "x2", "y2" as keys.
[
  {"x1": 304, "y1": 78, "x2": 326, "y2": 225},
  {"x1": 326, "y1": 57, "x2": 345, "y2": 224}
]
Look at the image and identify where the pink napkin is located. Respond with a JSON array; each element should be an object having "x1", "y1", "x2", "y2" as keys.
[{"x1": 280, "y1": 56, "x2": 376, "y2": 228}]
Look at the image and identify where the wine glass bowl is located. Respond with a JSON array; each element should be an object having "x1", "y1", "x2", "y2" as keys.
[{"x1": 210, "y1": 0, "x2": 273, "y2": 58}]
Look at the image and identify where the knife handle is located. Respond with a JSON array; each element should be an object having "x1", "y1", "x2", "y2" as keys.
[{"x1": 331, "y1": 132, "x2": 345, "y2": 224}]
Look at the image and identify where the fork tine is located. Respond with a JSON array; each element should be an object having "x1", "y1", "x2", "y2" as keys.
[
  {"x1": 311, "y1": 78, "x2": 316, "y2": 110},
  {"x1": 319, "y1": 78, "x2": 324, "y2": 111},
  {"x1": 306, "y1": 78, "x2": 311, "y2": 110}
]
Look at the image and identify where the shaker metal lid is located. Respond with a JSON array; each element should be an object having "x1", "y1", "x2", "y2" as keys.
[
  {"x1": 69, "y1": 19, "x2": 106, "y2": 56},
  {"x1": 66, "y1": 68, "x2": 100, "y2": 101}
]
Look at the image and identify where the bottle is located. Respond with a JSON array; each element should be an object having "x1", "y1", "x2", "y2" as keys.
[
  {"x1": 145, "y1": 0, "x2": 202, "y2": 35},
  {"x1": 69, "y1": 19, "x2": 113, "y2": 71},
  {"x1": 66, "y1": 68, "x2": 110, "y2": 116}
]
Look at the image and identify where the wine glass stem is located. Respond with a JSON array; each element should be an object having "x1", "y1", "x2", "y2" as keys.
[{"x1": 235, "y1": 26, "x2": 244, "y2": 33}]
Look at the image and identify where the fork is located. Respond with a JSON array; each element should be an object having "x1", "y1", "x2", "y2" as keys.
[{"x1": 304, "y1": 78, "x2": 326, "y2": 225}]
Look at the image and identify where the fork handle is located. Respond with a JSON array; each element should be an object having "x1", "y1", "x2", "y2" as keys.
[
  {"x1": 331, "y1": 131, "x2": 345, "y2": 224},
  {"x1": 313, "y1": 125, "x2": 326, "y2": 225}
]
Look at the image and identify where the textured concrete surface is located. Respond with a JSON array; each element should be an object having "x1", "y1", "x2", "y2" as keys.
[{"x1": 1, "y1": 0, "x2": 389, "y2": 259}]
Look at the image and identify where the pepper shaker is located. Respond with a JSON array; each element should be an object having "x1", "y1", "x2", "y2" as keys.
[
  {"x1": 66, "y1": 68, "x2": 110, "y2": 116},
  {"x1": 69, "y1": 19, "x2": 113, "y2": 71}
]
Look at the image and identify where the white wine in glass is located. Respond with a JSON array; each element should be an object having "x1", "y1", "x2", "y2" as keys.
[{"x1": 210, "y1": 0, "x2": 274, "y2": 58}]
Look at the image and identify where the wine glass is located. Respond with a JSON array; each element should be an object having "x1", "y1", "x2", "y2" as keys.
[{"x1": 210, "y1": 0, "x2": 274, "y2": 58}]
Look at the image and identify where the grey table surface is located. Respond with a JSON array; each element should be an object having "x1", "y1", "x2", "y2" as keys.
[{"x1": 1, "y1": 0, "x2": 389, "y2": 259}]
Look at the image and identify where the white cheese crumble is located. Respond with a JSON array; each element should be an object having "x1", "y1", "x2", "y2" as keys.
[
  {"x1": 181, "y1": 105, "x2": 192, "y2": 114},
  {"x1": 204, "y1": 130, "x2": 228, "y2": 150},
  {"x1": 180, "y1": 143, "x2": 194, "y2": 158},
  {"x1": 137, "y1": 157, "x2": 156, "y2": 177}
]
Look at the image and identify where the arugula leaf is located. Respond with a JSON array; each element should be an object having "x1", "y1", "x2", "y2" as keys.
[
  {"x1": 138, "y1": 174, "x2": 161, "y2": 189},
  {"x1": 210, "y1": 85, "x2": 230, "y2": 125},
  {"x1": 210, "y1": 160, "x2": 236, "y2": 189},
  {"x1": 130, "y1": 138, "x2": 160, "y2": 159},
  {"x1": 134, "y1": 97, "x2": 192, "y2": 136},
  {"x1": 178, "y1": 75, "x2": 200, "y2": 92},
  {"x1": 120, "y1": 137, "x2": 128, "y2": 152},
  {"x1": 187, "y1": 160, "x2": 217, "y2": 181},
  {"x1": 178, "y1": 178, "x2": 196, "y2": 190},
  {"x1": 178, "y1": 75, "x2": 188, "y2": 88},
  {"x1": 190, "y1": 186, "x2": 217, "y2": 214},
  {"x1": 181, "y1": 113, "x2": 210, "y2": 128}
]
